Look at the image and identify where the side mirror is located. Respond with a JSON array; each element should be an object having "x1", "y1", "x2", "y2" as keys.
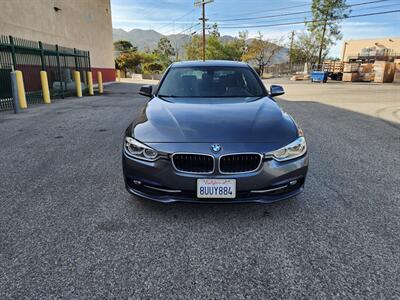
[
  {"x1": 270, "y1": 85, "x2": 285, "y2": 97},
  {"x1": 139, "y1": 85, "x2": 152, "y2": 97}
]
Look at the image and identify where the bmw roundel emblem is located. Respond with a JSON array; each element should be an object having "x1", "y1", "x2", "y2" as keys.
[{"x1": 211, "y1": 144, "x2": 222, "y2": 153}]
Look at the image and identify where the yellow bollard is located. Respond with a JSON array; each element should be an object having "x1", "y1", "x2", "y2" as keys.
[
  {"x1": 116, "y1": 70, "x2": 121, "y2": 82},
  {"x1": 15, "y1": 71, "x2": 27, "y2": 109},
  {"x1": 87, "y1": 71, "x2": 94, "y2": 96},
  {"x1": 40, "y1": 71, "x2": 51, "y2": 104},
  {"x1": 74, "y1": 71, "x2": 82, "y2": 98},
  {"x1": 97, "y1": 71, "x2": 103, "y2": 94}
]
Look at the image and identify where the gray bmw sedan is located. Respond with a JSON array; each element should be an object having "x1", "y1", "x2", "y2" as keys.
[{"x1": 122, "y1": 60, "x2": 308, "y2": 203}]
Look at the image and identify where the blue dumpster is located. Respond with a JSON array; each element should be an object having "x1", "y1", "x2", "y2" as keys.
[{"x1": 311, "y1": 71, "x2": 328, "y2": 83}]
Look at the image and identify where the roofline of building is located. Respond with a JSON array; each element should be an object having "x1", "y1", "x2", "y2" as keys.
[{"x1": 344, "y1": 36, "x2": 400, "y2": 42}]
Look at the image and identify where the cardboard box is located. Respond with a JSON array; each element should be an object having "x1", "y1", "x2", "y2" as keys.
[
  {"x1": 343, "y1": 63, "x2": 360, "y2": 73},
  {"x1": 393, "y1": 71, "x2": 400, "y2": 83},
  {"x1": 373, "y1": 61, "x2": 387, "y2": 71},
  {"x1": 358, "y1": 63, "x2": 374, "y2": 73},
  {"x1": 394, "y1": 59, "x2": 400, "y2": 72},
  {"x1": 342, "y1": 72, "x2": 359, "y2": 82},
  {"x1": 359, "y1": 73, "x2": 375, "y2": 82},
  {"x1": 373, "y1": 61, "x2": 395, "y2": 83}
]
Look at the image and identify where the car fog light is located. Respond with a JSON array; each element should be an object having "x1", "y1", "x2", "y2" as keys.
[
  {"x1": 289, "y1": 180, "x2": 297, "y2": 186},
  {"x1": 133, "y1": 180, "x2": 142, "y2": 185}
]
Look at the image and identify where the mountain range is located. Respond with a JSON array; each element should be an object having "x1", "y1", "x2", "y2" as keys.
[{"x1": 113, "y1": 28, "x2": 288, "y2": 63}]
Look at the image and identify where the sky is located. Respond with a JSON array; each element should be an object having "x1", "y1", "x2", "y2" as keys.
[{"x1": 111, "y1": 0, "x2": 400, "y2": 57}]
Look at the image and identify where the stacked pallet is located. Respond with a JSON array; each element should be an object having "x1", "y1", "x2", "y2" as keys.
[
  {"x1": 393, "y1": 59, "x2": 400, "y2": 84},
  {"x1": 358, "y1": 63, "x2": 374, "y2": 82},
  {"x1": 342, "y1": 63, "x2": 360, "y2": 82},
  {"x1": 342, "y1": 61, "x2": 397, "y2": 83},
  {"x1": 373, "y1": 61, "x2": 395, "y2": 83},
  {"x1": 290, "y1": 75, "x2": 310, "y2": 81}
]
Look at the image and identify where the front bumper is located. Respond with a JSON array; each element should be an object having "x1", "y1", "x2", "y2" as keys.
[{"x1": 122, "y1": 149, "x2": 308, "y2": 204}]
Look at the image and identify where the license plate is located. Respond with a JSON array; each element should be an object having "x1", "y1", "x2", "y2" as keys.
[{"x1": 197, "y1": 179, "x2": 236, "y2": 199}]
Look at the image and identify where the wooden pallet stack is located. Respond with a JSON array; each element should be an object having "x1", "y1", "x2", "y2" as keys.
[
  {"x1": 342, "y1": 63, "x2": 360, "y2": 82},
  {"x1": 358, "y1": 63, "x2": 374, "y2": 82},
  {"x1": 373, "y1": 61, "x2": 395, "y2": 83},
  {"x1": 342, "y1": 61, "x2": 397, "y2": 83},
  {"x1": 393, "y1": 59, "x2": 400, "y2": 83}
]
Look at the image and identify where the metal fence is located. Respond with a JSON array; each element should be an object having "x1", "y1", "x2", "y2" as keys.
[
  {"x1": 0, "y1": 35, "x2": 91, "y2": 111},
  {"x1": 347, "y1": 52, "x2": 400, "y2": 63},
  {"x1": 264, "y1": 63, "x2": 305, "y2": 76}
]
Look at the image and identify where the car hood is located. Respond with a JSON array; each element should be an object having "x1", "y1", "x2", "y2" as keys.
[{"x1": 132, "y1": 97, "x2": 298, "y2": 143}]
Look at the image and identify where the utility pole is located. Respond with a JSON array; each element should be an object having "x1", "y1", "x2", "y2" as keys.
[
  {"x1": 195, "y1": 0, "x2": 213, "y2": 61},
  {"x1": 201, "y1": 2, "x2": 206, "y2": 61},
  {"x1": 289, "y1": 30, "x2": 295, "y2": 74}
]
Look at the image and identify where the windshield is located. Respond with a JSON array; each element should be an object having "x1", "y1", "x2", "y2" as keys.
[{"x1": 157, "y1": 66, "x2": 266, "y2": 98}]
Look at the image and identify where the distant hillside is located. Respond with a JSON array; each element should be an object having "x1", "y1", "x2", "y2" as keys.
[
  {"x1": 113, "y1": 29, "x2": 163, "y2": 50},
  {"x1": 113, "y1": 28, "x2": 288, "y2": 63}
]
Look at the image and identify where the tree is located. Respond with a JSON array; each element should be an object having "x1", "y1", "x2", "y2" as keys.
[
  {"x1": 308, "y1": 0, "x2": 348, "y2": 65},
  {"x1": 242, "y1": 32, "x2": 283, "y2": 75},
  {"x1": 153, "y1": 37, "x2": 176, "y2": 68},
  {"x1": 221, "y1": 40, "x2": 245, "y2": 61},
  {"x1": 225, "y1": 31, "x2": 248, "y2": 61},
  {"x1": 185, "y1": 35, "x2": 202, "y2": 60},
  {"x1": 154, "y1": 37, "x2": 175, "y2": 58},
  {"x1": 114, "y1": 51, "x2": 159, "y2": 74},
  {"x1": 113, "y1": 40, "x2": 137, "y2": 52},
  {"x1": 114, "y1": 51, "x2": 142, "y2": 73},
  {"x1": 184, "y1": 27, "x2": 248, "y2": 61},
  {"x1": 290, "y1": 31, "x2": 321, "y2": 65},
  {"x1": 143, "y1": 62, "x2": 164, "y2": 74},
  {"x1": 208, "y1": 23, "x2": 220, "y2": 38},
  {"x1": 206, "y1": 35, "x2": 226, "y2": 60}
]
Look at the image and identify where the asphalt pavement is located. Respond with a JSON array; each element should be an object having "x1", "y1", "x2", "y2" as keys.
[{"x1": 0, "y1": 82, "x2": 399, "y2": 299}]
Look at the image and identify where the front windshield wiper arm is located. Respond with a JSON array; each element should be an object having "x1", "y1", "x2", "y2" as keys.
[{"x1": 157, "y1": 94, "x2": 178, "y2": 98}]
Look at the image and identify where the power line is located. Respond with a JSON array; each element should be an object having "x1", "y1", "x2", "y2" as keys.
[
  {"x1": 215, "y1": 9, "x2": 311, "y2": 22},
  {"x1": 217, "y1": 9, "x2": 400, "y2": 29},
  {"x1": 212, "y1": 0, "x2": 390, "y2": 22},
  {"x1": 161, "y1": 13, "x2": 199, "y2": 35},
  {"x1": 175, "y1": 23, "x2": 201, "y2": 35},
  {"x1": 215, "y1": 3, "x2": 399, "y2": 26},
  {"x1": 152, "y1": 8, "x2": 197, "y2": 33},
  {"x1": 172, "y1": 25, "x2": 201, "y2": 60},
  {"x1": 208, "y1": 3, "x2": 311, "y2": 19}
]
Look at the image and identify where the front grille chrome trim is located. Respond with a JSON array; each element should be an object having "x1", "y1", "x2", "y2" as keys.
[
  {"x1": 143, "y1": 184, "x2": 182, "y2": 193},
  {"x1": 171, "y1": 152, "x2": 215, "y2": 174},
  {"x1": 218, "y1": 152, "x2": 263, "y2": 174},
  {"x1": 250, "y1": 185, "x2": 288, "y2": 193}
]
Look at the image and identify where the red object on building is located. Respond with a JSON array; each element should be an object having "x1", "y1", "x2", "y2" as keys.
[{"x1": 92, "y1": 68, "x2": 116, "y2": 83}]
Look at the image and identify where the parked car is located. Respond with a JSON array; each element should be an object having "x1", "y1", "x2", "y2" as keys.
[{"x1": 122, "y1": 60, "x2": 308, "y2": 203}]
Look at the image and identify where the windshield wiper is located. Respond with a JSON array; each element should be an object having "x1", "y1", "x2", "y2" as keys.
[{"x1": 157, "y1": 94, "x2": 178, "y2": 98}]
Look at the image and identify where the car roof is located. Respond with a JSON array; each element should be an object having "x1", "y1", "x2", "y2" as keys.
[{"x1": 170, "y1": 60, "x2": 249, "y2": 68}]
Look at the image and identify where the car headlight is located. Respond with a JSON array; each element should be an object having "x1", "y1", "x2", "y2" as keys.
[
  {"x1": 266, "y1": 136, "x2": 307, "y2": 162},
  {"x1": 124, "y1": 137, "x2": 159, "y2": 161}
]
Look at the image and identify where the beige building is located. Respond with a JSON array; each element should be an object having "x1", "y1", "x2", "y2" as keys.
[
  {"x1": 341, "y1": 37, "x2": 400, "y2": 62},
  {"x1": 0, "y1": 0, "x2": 115, "y2": 81}
]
